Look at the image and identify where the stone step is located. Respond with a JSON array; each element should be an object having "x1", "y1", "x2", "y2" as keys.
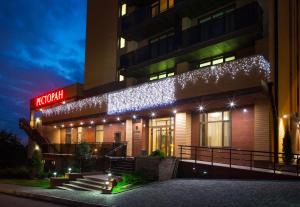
[
  {"x1": 56, "y1": 186, "x2": 74, "y2": 191},
  {"x1": 83, "y1": 176, "x2": 108, "y2": 183},
  {"x1": 62, "y1": 183, "x2": 95, "y2": 191},
  {"x1": 70, "y1": 181, "x2": 106, "y2": 191},
  {"x1": 77, "y1": 178, "x2": 105, "y2": 187}
]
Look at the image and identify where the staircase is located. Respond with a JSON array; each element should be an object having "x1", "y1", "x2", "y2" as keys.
[
  {"x1": 110, "y1": 157, "x2": 135, "y2": 175},
  {"x1": 57, "y1": 175, "x2": 113, "y2": 193},
  {"x1": 19, "y1": 118, "x2": 51, "y2": 146}
]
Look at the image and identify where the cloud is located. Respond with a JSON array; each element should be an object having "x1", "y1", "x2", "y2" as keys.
[{"x1": 0, "y1": 0, "x2": 87, "y2": 141}]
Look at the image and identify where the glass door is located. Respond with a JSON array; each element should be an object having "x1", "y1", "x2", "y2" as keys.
[{"x1": 149, "y1": 117, "x2": 174, "y2": 156}]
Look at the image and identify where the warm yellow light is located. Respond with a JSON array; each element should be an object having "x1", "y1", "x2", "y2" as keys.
[
  {"x1": 36, "y1": 117, "x2": 41, "y2": 123},
  {"x1": 212, "y1": 58, "x2": 224, "y2": 65},
  {"x1": 279, "y1": 118, "x2": 285, "y2": 153},
  {"x1": 120, "y1": 37, "x2": 125, "y2": 48},
  {"x1": 121, "y1": 4, "x2": 127, "y2": 16},
  {"x1": 119, "y1": 75, "x2": 124, "y2": 82},
  {"x1": 35, "y1": 145, "x2": 40, "y2": 151},
  {"x1": 199, "y1": 61, "x2": 211, "y2": 68},
  {"x1": 283, "y1": 114, "x2": 288, "y2": 119}
]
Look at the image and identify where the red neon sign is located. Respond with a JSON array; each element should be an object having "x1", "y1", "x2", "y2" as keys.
[{"x1": 32, "y1": 89, "x2": 65, "y2": 109}]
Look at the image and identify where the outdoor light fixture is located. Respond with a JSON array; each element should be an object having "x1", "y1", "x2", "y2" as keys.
[
  {"x1": 36, "y1": 117, "x2": 41, "y2": 123},
  {"x1": 203, "y1": 171, "x2": 208, "y2": 175},
  {"x1": 198, "y1": 105, "x2": 205, "y2": 112},
  {"x1": 228, "y1": 101, "x2": 236, "y2": 108},
  {"x1": 68, "y1": 168, "x2": 72, "y2": 173},
  {"x1": 35, "y1": 145, "x2": 39, "y2": 151},
  {"x1": 54, "y1": 125, "x2": 57, "y2": 128},
  {"x1": 283, "y1": 114, "x2": 288, "y2": 119},
  {"x1": 61, "y1": 124, "x2": 64, "y2": 128},
  {"x1": 117, "y1": 117, "x2": 120, "y2": 121},
  {"x1": 151, "y1": 112, "x2": 156, "y2": 117},
  {"x1": 192, "y1": 167, "x2": 196, "y2": 171},
  {"x1": 102, "y1": 119, "x2": 106, "y2": 123},
  {"x1": 90, "y1": 120, "x2": 94, "y2": 124},
  {"x1": 94, "y1": 148, "x2": 98, "y2": 152},
  {"x1": 133, "y1": 115, "x2": 137, "y2": 119},
  {"x1": 105, "y1": 181, "x2": 109, "y2": 185},
  {"x1": 243, "y1": 108, "x2": 248, "y2": 113},
  {"x1": 39, "y1": 108, "x2": 43, "y2": 112},
  {"x1": 70, "y1": 123, "x2": 73, "y2": 127},
  {"x1": 80, "y1": 122, "x2": 84, "y2": 125},
  {"x1": 62, "y1": 101, "x2": 66, "y2": 104},
  {"x1": 108, "y1": 173, "x2": 112, "y2": 177},
  {"x1": 173, "y1": 110, "x2": 177, "y2": 114},
  {"x1": 53, "y1": 172, "x2": 57, "y2": 177}
]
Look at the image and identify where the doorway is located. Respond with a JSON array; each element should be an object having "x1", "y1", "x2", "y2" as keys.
[{"x1": 149, "y1": 117, "x2": 174, "y2": 156}]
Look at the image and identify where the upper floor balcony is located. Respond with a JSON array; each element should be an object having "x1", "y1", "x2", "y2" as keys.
[
  {"x1": 120, "y1": 2, "x2": 263, "y2": 77},
  {"x1": 121, "y1": 0, "x2": 233, "y2": 41}
]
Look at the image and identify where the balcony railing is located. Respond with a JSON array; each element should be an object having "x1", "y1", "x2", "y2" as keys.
[{"x1": 120, "y1": 2, "x2": 262, "y2": 69}]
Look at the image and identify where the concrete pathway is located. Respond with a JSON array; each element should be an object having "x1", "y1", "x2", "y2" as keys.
[
  {"x1": 0, "y1": 193, "x2": 66, "y2": 207},
  {"x1": 1, "y1": 179, "x2": 300, "y2": 207}
]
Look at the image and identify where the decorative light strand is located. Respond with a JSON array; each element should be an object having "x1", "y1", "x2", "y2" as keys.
[
  {"x1": 107, "y1": 78, "x2": 175, "y2": 114},
  {"x1": 42, "y1": 55, "x2": 270, "y2": 117},
  {"x1": 43, "y1": 95, "x2": 107, "y2": 116}
]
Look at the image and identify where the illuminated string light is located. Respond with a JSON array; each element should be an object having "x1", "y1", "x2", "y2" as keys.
[{"x1": 42, "y1": 55, "x2": 270, "y2": 117}]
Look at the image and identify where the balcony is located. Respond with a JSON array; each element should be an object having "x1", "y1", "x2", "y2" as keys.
[
  {"x1": 121, "y1": 0, "x2": 233, "y2": 41},
  {"x1": 120, "y1": 2, "x2": 263, "y2": 77}
]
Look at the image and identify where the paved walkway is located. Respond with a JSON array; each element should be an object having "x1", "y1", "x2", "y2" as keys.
[{"x1": 1, "y1": 179, "x2": 300, "y2": 207}]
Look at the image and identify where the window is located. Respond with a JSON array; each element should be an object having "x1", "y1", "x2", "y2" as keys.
[
  {"x1": 77, "y1": 127, "x2": 83, "y2": 143},
  {"x1": 212, "y1": 58, "x2": 224, "y2": 65},
  {"x1": 66, "y1": 128, "x2": 71, "y2": 144},
  {"x1": 152, "y1": 0, "x2": 174, "y2": 17},
  {"x1": 149, "y1": 71, "x2": 174, "y2": 81},
  {"x1": 121, "y1": 4, "x2": 127, "y2": 16},
  {"x1": 120, "y1": 37, "x2": 126, "y2": 48},
  {"x1": 199, "y1": 111, "x2": 231, "y2": 147},
  {"x1": 119, "y1": 75, "x2": 124, "y2": 82},
  {"x1": 225, "y1": 56, "x2": 235, "y2": 62},
  {"x1": 96, "y1": 125, "x2": 104, "y2": 143}
]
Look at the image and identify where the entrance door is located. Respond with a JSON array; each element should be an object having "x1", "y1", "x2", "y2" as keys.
[{"x1": 149, "y1": 117, "x2": 174, "y2": 156}]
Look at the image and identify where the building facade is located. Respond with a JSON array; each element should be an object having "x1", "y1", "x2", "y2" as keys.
[{"x1": 25, "y1": 0, "x2": 300, "y2": 168}]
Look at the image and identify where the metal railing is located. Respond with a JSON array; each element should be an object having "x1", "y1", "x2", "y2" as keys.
[
  {"x1": 179, "y1": 145, "x2": 300, "y2": 176},
  {"x1": 41, "y1": 142, "x2": 125, "y2": 156},
  {"x1": 104, "y1": 142, "x2": 128, "y2": 172}
]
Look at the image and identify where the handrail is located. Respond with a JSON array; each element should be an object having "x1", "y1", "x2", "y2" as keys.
[
  {"x1": 105, "y1": 142, "x2": 127, "y2": 158},
  {"x1": 178, "y1": 145, "x2": 300, "y2": 176}
]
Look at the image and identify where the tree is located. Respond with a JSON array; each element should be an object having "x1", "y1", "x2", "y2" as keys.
[
  {"x1": 0, "y1": 130, "x2": 27, "y2": 168},
  {"x1": 283, "y1": 126, "x2": 293, "y2": 165}
]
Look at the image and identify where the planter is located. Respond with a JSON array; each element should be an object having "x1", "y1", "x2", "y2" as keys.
[
  {"x1": 65, "y1": 173, "x2": 83, "y2": 181},
  {"x1": 135, "y1": 157, "x2": 177, "y2": 181},
  {"x1": 50, "y1": 177, "x2": 69, "y2": 188}
]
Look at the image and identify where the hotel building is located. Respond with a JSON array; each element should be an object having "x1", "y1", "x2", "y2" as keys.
[{"x1": 22, "y1": 0, "x2": 300, "y2": 171}]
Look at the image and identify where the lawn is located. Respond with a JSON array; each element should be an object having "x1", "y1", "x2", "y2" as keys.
[{"x1": 0, "y1": 179, "x2": 49, "y2": 188}]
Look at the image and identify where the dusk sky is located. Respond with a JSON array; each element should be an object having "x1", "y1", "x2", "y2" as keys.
[{"x1": 0, "y1": 0, "x2": 87, "y2": 142}]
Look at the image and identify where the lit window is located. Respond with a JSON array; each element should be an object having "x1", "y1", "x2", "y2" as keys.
[
  {"x1": 200, "y1": 111, "x2": 231, "y2": 147},
  {"x1": 160, "y1": 0, "x2": 168, "y2": 12},
  {"x1": 121, "y1": 4, "x2": 127, "y2": 16},
  {"x1": 225, "y1": 56, "x2": 236, "y2": 62},
  {"x1": 212, "y1": 58, "x2": 224, "y2": 65},
  {"x1": 169, "y1": 0, "x2": 174, "y2": 8},
  {"x1": 150, "y1": 76, "x2": 158, "y2": 81},
  {"x1": 120, "y1": 37, "x2": 125, "y2": 48},
  {"x1": 199, "y1": 61, "x2": 211, "y2": 68},
  {"x1": 167, "y1": 72, "x2": 175, "y2": 77},
  {"x1": 119, "y1": 75, "x2": 124, "y2": 82},
  {"x1": 159, "y1": 73, "x2": 167, "y2": 79}
]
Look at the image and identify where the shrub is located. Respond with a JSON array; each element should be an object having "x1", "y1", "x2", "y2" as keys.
[
  {"x1": 0, "y1": 167, "x2": 31, "y2": 179},
  {"x1": 30, "y1": 149, "x2": 44, "y2": 178},
  {"x1": 149, "y1": 150, "x2": 165, "y2": 158},
  {"x1": 283, "y1": 126, "x2": 293, "y2": 165}
]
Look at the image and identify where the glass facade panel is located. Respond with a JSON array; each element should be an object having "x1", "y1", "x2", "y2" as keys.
[
  {"x1": 77, "y1": 127, "x2": 83, "y2": 143},
  {"x1": 96, "y1": 125, "x2": 104, "y2": 143}
]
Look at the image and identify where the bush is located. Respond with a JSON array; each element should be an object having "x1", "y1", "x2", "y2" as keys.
[
  {"x1": 0, "y1": 167, "x2": 31, "y2": 179},
  {"x1": 149, "y1": 150, "x2": 165, "y2": 158},
  {"x1": 30, "y1": 150, "x2": 44, "y2": 178},
  {"x1": 112, "y1": 172, "x2": 147, "y2": 193},
  {"x1": 283, "y1": 126, "x2": 293, "y2": 165}
]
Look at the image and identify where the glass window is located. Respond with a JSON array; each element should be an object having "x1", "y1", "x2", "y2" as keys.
[
  {"x1": 119, "y1": 75, "x2": 124, "y2": 82},
  {"x1": 158, "y1": 73, "x2": 167, "y2": 79},
  {"x1": 77, "y1": 127, "x2": 83, "y2": 143},
  {"x1": 66, "y1": 128, "x2": 71, "y2": 144},
  {"x1": 96, "y1": 125, "x2": 104, "y2": 143},
  {"x1": 212, "y1": 58, "x2": 224, "y2": 65},
  {"x1": 120, "y1": 37, "x2": 125, "y2": 48},
  {"x1": 121, "y1": 4, "x2": 127, "y2": 16},
  {"x1": 199, "y1": 61, "x2": 211, "y2": 68},
  {"x1": 199, "y1": 111, "x2": 231, "y2": 147},
  {"x1": 151, "y1": 2, "x2": 159, "y2": 17},
  {"x1": 225, "y1": 56, "x2": 236, "y2": 62},
  {"x1": 160, "y1": 0, "x2": 168, "y2": 12}
]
